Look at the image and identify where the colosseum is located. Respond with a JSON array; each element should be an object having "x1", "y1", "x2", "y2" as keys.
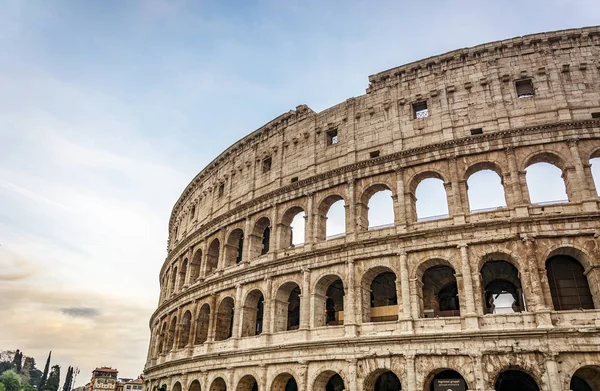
[{"x1": 144, "y1": 26, "x2": 600, "y2": 391}]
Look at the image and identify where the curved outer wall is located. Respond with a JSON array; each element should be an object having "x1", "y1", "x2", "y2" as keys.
[{"x1": 145, "y1": 27, "x2": 600, "y2": 391}]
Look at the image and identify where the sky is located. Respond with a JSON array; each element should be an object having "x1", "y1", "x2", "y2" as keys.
[{"x1": 1, "y1": 0, "x2": 600, "y2": 387}]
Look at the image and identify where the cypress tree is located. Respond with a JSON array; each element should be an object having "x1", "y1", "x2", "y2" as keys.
[
  {"x1": 38, "y1": 352, "x2": 51, "y2": 389},
  {"x1": 42, "y1": 366, "x2": 60, "y2": 391},
  {"x1": 61, "y1": 367, "x2": 73, "y2": 391}
]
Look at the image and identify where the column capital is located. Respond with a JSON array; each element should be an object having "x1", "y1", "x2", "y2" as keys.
[{"x1": 457, "y1": 243, "x2": 468, "y2": 249}]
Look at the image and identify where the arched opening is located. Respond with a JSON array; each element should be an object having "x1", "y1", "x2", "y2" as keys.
[
  {"x1": 241, "y1": 290, "x2": 265, "y2": 337},
  {"x1": 314, "y1": 275, "x2": 345, "y2": 327},
  {"x1": 590, "y1": 157, "x2": 600, "y2": 196},
  {"x1": 571, "y1": 365, "x2": 600, "y2": 391},
  {"x1": 495, "y1": 369, "x2": 538, "y2": 391},
  {"x1": 480, "y1": 260, "x2": 525, "y2": 314},
  {"x1": 178, "y1": 310, "x2": 192, "y2": 348},
  {"x1": 526, "y1": 162, "x2": 568, "y2": 204},
  {"x1": 314, "y1": 371, "x2": 345, "y2": 391},
  {"x1": 167, "y1": 316, "x2": 177, "y2": 351},
  {"x1": 179, "y1": 259, "x2": 188, "y2": 289},
  {"x1": 170, "y1": 267, "x2": 178, "y2": 295},
  {"x1": 190, "y1": 250, "x2": 202, "y2": 283},
  {"x1": 363, "y1": 269, "x2": 398, "y2": 323},
  {"x1": 420, "y1": 264, "x2": 460, "y2": 318},
  {"x1": 237, "y1": 375, "x2": 258, "y2": 391},
  {"x1": 189, "y1": 380, "x2": 201, "y2": 391},
  {"x1": 280, "y1": 207, "x2": 306, "y2": 248},
  {"x1": 209, "y1": 377, "x2": 227, "y2": 391},
  {"x1": 207, "y1": 239, "x2": 220, "y2": 275},
  {"x1": 467, "y1": 169, "x2": 507, "y2": 212},
  {"x1": 274, "y1": 282, "x2": 301, "y2": 332},
  {"x1": 546, "y1": 255, "x2": 594, "y2": 310},
  {"x1": 157, "y1": 322, "x2": 167, "y2": 355},
  {"x1": 271, "y1": 374, "x2": 297, "y2": 391},
  {"x1": 173, "y1": 382, "x2": 182, "y2": 391},
  {"x1": 225, "y1": 229, "x2": 244, "y2": 267},
  {"x1": 362, "y1": 185, "x2": 394, "y2": 230},
  {"x1": 317, "y1": 195, "x2": 346, "y2": 240},
  {"x1": 365, "y1": 370, "x2": 402, "y2": 391},
  {"x1": 425, "y1": 369, "x2": 468, "y2": 391},
  {"x1": 414, "y1": 177, "x2": 449, "y2": 222},
  {"x1": 215, "y1": 297, "x2": 235, "y2": 341},
  {"x1": 250, "y1": 217, "x2": 271, "y2": 258},
  {"x1": 195, "y1": 303, "x2": 210, "y2": 344}
]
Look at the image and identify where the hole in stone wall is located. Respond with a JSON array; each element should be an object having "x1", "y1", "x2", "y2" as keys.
[
  {"x1": 516, "y1": 79, "x2": 535, "y2": 98},
  {"x1": 470, "y1": 128, "x2": 483, "y2": 135},
  {"x1": 370, "y1": 150, "x2": 380, "y2": 158}
]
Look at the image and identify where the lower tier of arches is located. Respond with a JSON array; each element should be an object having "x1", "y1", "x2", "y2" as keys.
[{"x1": 146, "y1": 348, "x2": 600, "y2": 391}]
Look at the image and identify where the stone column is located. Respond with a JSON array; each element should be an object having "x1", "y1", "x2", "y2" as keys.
[
  {"x1": 545, "y1": 355, "x2": 563, "y2": 391},
  {"x1": 232, "y1": 284, "x2": 243, "y2": 339},
  {"x1": 448, "y1": 158, "x2": 467, "y2": 224},
  {"x1": 410, "y1": 278, "x2": 422, "y2": 319},
  {"x1": 207, "y1": 295, "x2": 217, "y2": 343},
  {"x1": 506, "y1": 147, "x2": 530, "y2": 217},
  {"x1": 263, "y1": 278, "x2": 273, "y2": 335},
  {"x1": 399, "y1": 252, "x2": 413, "y2": 332},
  {"x1": 217, "y1": 229, "x2": 227, "y2": 271},
  {"x1": 300, "y1": 269, "x2": 311, "y2": 332},
  {"x1": 521, "y1": 235, "x2": 553, "y2": 328},
  {"x1": 173, "y1": 307, "x2": 183, "y2": 351},
  {"x1": 345, "y1": 259, "x2": 358, "y2": 337},
  {"x1": 569, "y1": 139, "x2": 597, "y2": 210},
  {"x1": 189, "y1": 301, "x2": 199, "y2": 347},
  {"x1": 406, "y1": 355, "x2": 417, "y2": 391},
  {"x1": 346, "y1": 180, "x2": 357, "y2": 240},
  {"x1": 242, "y1": 217, "x2": 252, "y2": 263},
  {"x1": 269, "y1": 203, "x2": 279, "y2": 259},
  {"x1": 474, "y1": 354, "x2": 485, "y2": 391},
  {"x1": 184, "y1": 247, "x2": 194, "y2": 287},
  {"x1": 394, "y1": 168, "x2": 407, "y2": 232},
  {"x1": 304, "y1": 193, "x2": 315, "y2": 248},
  {"x1": 347, "y1": 359, "x2": 358, "y2": 391},
  {"x1": 458, "y1": 244, "x2": 478, "y2": 329}
]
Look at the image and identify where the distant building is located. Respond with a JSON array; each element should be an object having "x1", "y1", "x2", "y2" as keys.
[
  {"x1": 90, "y1": 368, "x2": 118, "y2": 391},
  {"x1": 122, "y1": 378, "x2": 144, "y2": 391}
]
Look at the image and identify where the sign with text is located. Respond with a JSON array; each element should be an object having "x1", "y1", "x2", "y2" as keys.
[{"x1": 433, "y1": 379, "x2": 466, "y2": 391}]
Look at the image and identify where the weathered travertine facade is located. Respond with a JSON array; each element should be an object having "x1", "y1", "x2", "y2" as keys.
[{"x1": 144, "y1": 27, "x2": 600, "y2": 391}]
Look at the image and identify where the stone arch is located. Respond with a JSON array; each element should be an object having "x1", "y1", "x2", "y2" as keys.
[
  {"x1": 236, "y1": 375, "x2": 258, "y2": 391},
  {"x1": 188, "y1": 380, "x2": 201, "y2": 391},
  {"x1": 408, "y1": 171, "x2": 449, "y2": 222},
  {"x1": 313, "y1": 274, "x2": 345, "y2": 327},
  {"x1": 415, "y1": 258, "x2": 460, "y2": 318},
  {"x1": 523, "y1": 151, "x2": 569, "y2": 204},
  {"x1": 423, "y1": 368, "x2": 469, "y2": 391},
  {"x1": 361, "y1": 266, "x2": 398, "y2": 323},
  {"x1": 224, "y1": 228, "x2": 245, "y2": 267},
  {"x1": 270, "y1": 372, "x2": 298, "y2": 391},
  {"x1": 312, "y1": 370, "x2": 347, "y2": 391},
  {"x1": 317, "y1": 194, "x2": 346, "y2": 240},
  {"x1": 359, "y1": 183, "x2": 395, "y2": 230},
  {"x1": 215, "y1": 296, "x2": 235, "y2": 341},
  {"x1": 179, "y1": 259, "x2": 189, "y2": 290},
  {"x1": 170, "y1": 266, "x2": 178, "y2": 295},
  {"x1": 208, "y1": 377, "x2": 227, "y2": 391},
  {"x1": 588, "y1": 152, "x2": 600, "y2": 196},
  {"x1": 241, "y1": 288, "x2": 265, "y2": 337},
  {"x1": 570, "y1": 365, "x2": 600, "y2": 391},
  {"x1": 173, "y1": 382, "x2": 182, "y2": 391},
  {"x1": 363, "y1": 368, "x2": 403, "y2": 391},
  {"x1": 273, "y1": 281, "x2": 301, "y2": 332},
  {"x1": 178, "y1": 310, "x2": 192, "y2": 348},
  {"x1": 493, "y1": 368, "x2": 540, "y2": 391},
  {"x1": 166, "y1": 315, "x2": 177, "y2": 351},
  {"x1": 207, "y1": 239, "x2": 220, "y2": 275},
  {"x1": 250, "y1": 216, "x2": 271, "y2": 258},
  {"x1": 190, "y1": 249, "x2": 202, "y2": 283},
  {"x1": 280, "y1": 205, "x2": 306, "y2": 248},
  {"x1": 545, "y1": 249, "x2": 596, "y2": 310},
  {"x1": 464, "y1": 162, "x2": 507, "y2": 212},
  {"x1": 480, "y1": 260, "x2": 525, "y2": 314},
  {"x1": 157, "y1": 321, "x2": 167, "y2": 355},
  {"x1": 195, "y1": 303, "x2": 210, "y2": 344}
]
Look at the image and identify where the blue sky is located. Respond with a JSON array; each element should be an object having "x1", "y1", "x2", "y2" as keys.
[{"x1": 1, "y1": 0, "x2": 600, "y2": 386}]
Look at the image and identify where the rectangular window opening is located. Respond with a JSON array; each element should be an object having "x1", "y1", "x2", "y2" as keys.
[
  {"x1": 516, "y1": 79, "x2": 535, "y2": 98},
  {"x1": 291, "y1": 176, "x2": 298, "y2": 183},
  {"x1": 470, "y1": 128, "x2": 483, "y2": 135},
  {"x1": 592, "y1": 112, "x2": 600, "y2": 119},
  {"x1": 370, "y1": 150, "x2": 380, "y2": 158},
  {"x1": 262, "y1": 157, "x2": 272, "y2": 173},
  {"x1": 413, "y1": 100, "x2": 429, "y2": 119},
  {"x1": 326, "y1": 129, "x2": 338, "y2": 145},
  {"x1": 218, "y1": 184, "x2": 224, "y2": 197}
]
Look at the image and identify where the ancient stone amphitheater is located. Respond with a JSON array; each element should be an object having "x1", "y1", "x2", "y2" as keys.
[{"x1": 144, "y1": 27, "x2": 600, "y2": 391}]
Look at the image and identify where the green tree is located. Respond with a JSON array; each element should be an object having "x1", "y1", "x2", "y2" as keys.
[
  {"x1": 10, "y1": 352, "x2": 22, "y2": 375},
  {"x1": 40, "y1": 366, "x2": 59, "y2": 391},
  {"x1": 61, "y1": 367, "x2": 73, "y2": 391},
  {"x1": 38, "y1": 352, "x2": 51, "y2": 389},
  {"x1": 0, "y1": 370, "x2": 21, "y2": 391}
]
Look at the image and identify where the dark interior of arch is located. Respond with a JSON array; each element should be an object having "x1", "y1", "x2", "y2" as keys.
[
  {"x1": 495, "y1": 370, "x2": 538, "y2": 391},
  {"x1": 261, "y1": 226, "x2": 270, "y2": 255},
  {"x1": 481, "y1": 261, "x2": 524, "y2": 314},
  {"x1": 370, "y1": 272, "x2": 397, "y2": 307},
  {"x1": 285, "y1": 378, "x2": 297, "y2": 391},
  {"x1": 287, "y1": 286, "x2": 301, "y2": 330},
  {"x1": 326, "y1": 279, "x2": 344, "y2": 325},
  {"x1": 570, "y1": 366, "x2": 600, "y2": 391},
  {"x1": 422, "y1": 266, "x2": 459, "y2": 317},
  {"x1": 374, "y1": 371, "x2": 402, "y2": 391},
  {"x1": 236, "y1": 236, "x2": 244, "y2": 264},
  {"x1": 255, "y1": 295, "x2": 264, "y2": 335},
  {"x1": 429, "y1": 370, "x2": 467, "y2": 391},
  {"x1": 546, "y1": 255, "x2": 594, "y2": 310},
  {"x1": 325, "y1": 374, "x2": 344, "y2": 391}
]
